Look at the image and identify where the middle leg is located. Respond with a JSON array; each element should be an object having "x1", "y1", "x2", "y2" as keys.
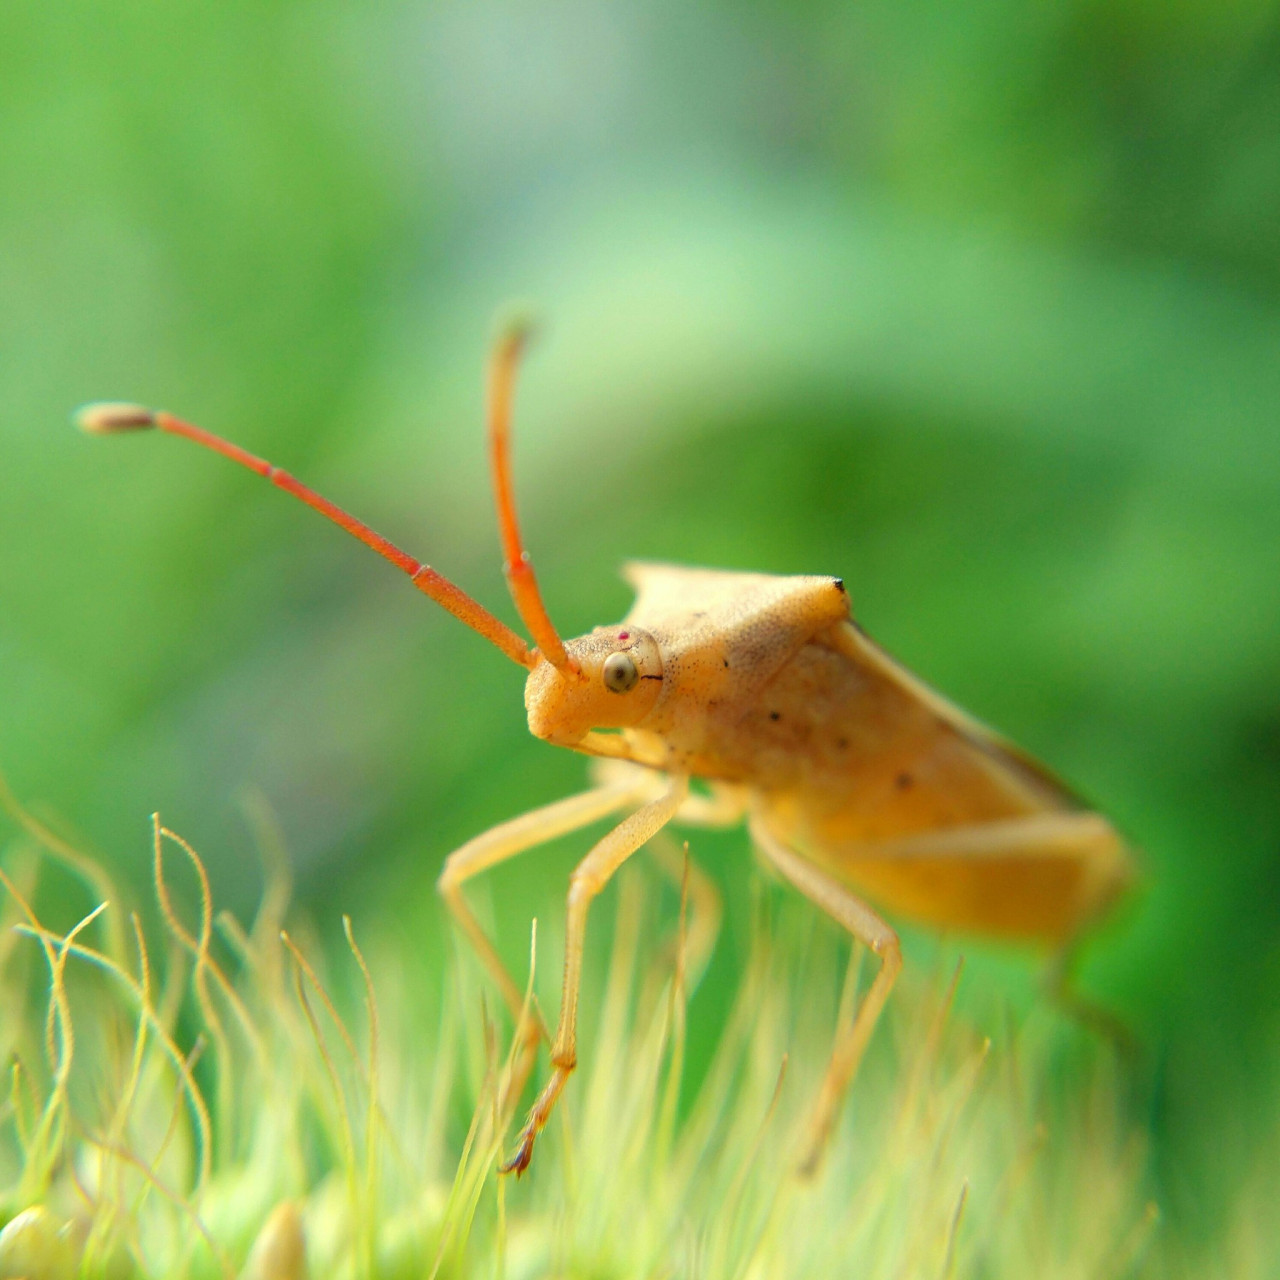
[{"x1": 750, "y1": 818, "x2": 902, "y2": 1178}]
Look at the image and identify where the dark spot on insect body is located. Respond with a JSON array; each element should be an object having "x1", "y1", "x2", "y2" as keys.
[
  {"x1": 641, "y1": 674, "x2": 663, "y2": 681},
  {"x1": 769, "y1": 711, "x2": 781, "y2": 721},
  {"x1": 836, "y1": 735, "x2": 849, "y2": 750},
  {"x1": 723, "y1": 659, "x2": 730, "y2": 669},
  {"x1": 895, "y1": 772, "x2": 913, "y2": 790},
  {"x1": 833, "y1": 578, "x2": 845, "y2": 593}
]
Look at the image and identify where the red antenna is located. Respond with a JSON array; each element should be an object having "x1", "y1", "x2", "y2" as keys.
[
  {"x1": 486, "y1": 322, "x2": 575, "y2": 675},
  {"x1": 75, "y1": 388, "x2": 539, "y2": 671}
]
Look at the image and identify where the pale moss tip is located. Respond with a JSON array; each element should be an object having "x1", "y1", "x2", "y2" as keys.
[
  {"x1": 242, "y1": 1201, "x2": 308, "y2": 1280},
  {"x1": 0, "y1": 1206, "x2": 79, "y2": 1277},
  {"x1": 74, "y1": 402, "x2": 158, "y2": 434}
]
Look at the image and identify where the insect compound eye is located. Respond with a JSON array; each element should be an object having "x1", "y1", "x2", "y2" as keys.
[{"x1": 602, "y1": 650, "x2": 639, "y2": 694}]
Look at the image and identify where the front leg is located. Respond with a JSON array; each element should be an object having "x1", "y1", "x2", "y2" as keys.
[
  {"x1": 437, "y1": 780, "x2": 651, "y2": 1027},
  {"x1": 502, "y1": 774, "x2": 688, "y2": 1175},
  {"x1": 437, "y1": 778, "x2": 655, "y2": 1114}
]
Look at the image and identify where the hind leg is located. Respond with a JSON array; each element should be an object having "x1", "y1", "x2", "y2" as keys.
[{"x1": 1044, "y1": 941, "x2": 1139, "y2": 1059}]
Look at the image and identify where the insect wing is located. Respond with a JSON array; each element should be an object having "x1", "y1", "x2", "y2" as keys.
[{"x1": 759, "y1": 621, "x2": 1134, "y2": 941}]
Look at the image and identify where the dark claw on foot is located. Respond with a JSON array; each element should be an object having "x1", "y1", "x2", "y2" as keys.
[{"x1": 499, "y1": 1131, "x2": 536, "y2": 1176}]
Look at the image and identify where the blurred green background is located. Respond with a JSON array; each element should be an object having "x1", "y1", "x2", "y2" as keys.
[{"x1": 2, "y1": 0, "x2": 1278, "y2": 1255}]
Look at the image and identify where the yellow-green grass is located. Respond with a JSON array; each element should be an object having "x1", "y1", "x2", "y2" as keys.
[{"x1": 0, "y1": 780, "x2": 1261, "y2": 1279}]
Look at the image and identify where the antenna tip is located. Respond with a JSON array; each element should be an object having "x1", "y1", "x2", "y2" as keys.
[{"x1": 74, "y1": 402, "x2": 158, "y2": 434}]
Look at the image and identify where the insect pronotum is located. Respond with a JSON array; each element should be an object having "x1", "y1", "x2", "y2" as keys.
[{"x1": 78, "y1": 323, "x2": 1134, "y2": 1176}]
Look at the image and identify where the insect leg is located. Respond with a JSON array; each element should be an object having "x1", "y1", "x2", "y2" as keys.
[
  {"x1": 749, "y1": 818, "x2": 902, "y2": 1179},
  {"x1": 592, "y1": 763, "x2": 735, "y2": 984},
  {"x1": 591, "y1": 758, "x2": 749, "y2": 829},
  {"x1": 676, "y1": 783, "x2": 751, "y2": 828},
  {"x1": 438, "y1": 779, "x2": 656, "y2": 1042},
  {"x1": 502, "y1": 774, "x2": 689, "y2": 1175},
  {"x1": 1045, "y1": 941, "x2": 1139, "y2": 1059}
]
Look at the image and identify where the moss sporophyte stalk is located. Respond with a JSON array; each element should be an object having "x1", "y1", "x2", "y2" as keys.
[{"x1": 0, "y1": 776, "x2": 1164, "y2": 1280}]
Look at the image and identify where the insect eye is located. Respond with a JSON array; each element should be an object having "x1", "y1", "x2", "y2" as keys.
[{"x1": 602, "y1": 651, "x2": 639, "y2": 694}]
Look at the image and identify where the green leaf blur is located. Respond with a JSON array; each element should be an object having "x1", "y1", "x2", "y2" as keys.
[{"x1": 2, "y1": 0, "x2": 1278, "y2": 1261}]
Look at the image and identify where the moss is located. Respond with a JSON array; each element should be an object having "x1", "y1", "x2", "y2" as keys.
[{"x1": 0, "y1": 781, "x2": 1257, "y2": 1279}]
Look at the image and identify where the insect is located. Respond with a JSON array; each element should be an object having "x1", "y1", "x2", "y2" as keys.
[{"x1": 78, "y1": 323, "x2": 1134, "y2": 1176}]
